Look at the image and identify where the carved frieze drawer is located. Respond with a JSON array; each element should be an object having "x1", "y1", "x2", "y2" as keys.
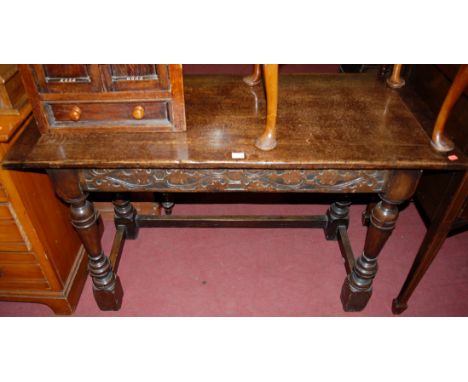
[{"x1": 82, "y1": 168, "x2": 389, "y2": 193}]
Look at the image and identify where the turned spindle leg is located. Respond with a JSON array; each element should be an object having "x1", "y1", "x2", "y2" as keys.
[
  {"x1": 161, "y1": 193, "x2": 175, "y2": 215},
  {"x1": 361, "y1": 201, "x2": 377, "y2": 226},
  {"x1": 431, "y1": 64, "x2": 468, "y2": 152},
  {"x1": 113, "y1": 193, "x2": 139, "y2": 239},
  {"x1": 341, "y1": 170, "x2": 421, "y2": 312},
  {"x1": 386, "y1": 64, "x2": 405, "y2": 89},
  {"x1": 392, "y1": 171, "x2": 468, "y2": 314},
  {"x1": 243, "y1": 64, "x2": 262, "y2": 86},
  {"x1": 324, "y1": 200, "x2": 352, "y2": 240},
  {"x1": 48, "y1": 170, "x2": 123, "y2": 311},
  {"x1": 255, "y1": 64, "x2": 279, "y2": 151}
]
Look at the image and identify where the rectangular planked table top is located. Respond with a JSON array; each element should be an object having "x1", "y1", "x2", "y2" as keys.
[{"x1": 3, "y1": 74, "x2": 467, "y2": 171}]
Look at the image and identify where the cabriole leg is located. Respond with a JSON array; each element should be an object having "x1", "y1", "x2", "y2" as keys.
[
  {"x1": 431, "y1": 64, "x2": 468, "y2": 152},
  {"x1": 243, "y1": 64, "x2": 262, "y2": 86},
  {"x1": 255, "y1": 64, "x2": 279, "y2": 151},
  {"x1": 386, "y1": 64, "x2": 405, "y2": 88}
]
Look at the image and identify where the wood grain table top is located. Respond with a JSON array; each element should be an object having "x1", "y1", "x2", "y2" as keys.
[{"x1": 4, "y1": 74, "x2": 467, "y2": 170}]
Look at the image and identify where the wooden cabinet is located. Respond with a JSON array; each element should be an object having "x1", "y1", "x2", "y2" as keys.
[
  {"x1": 0, "y1": 65, "x2": 87, "y2": 314},
  {"x1": 20, "y1": 64, "x2": 186, "y2": 133}
]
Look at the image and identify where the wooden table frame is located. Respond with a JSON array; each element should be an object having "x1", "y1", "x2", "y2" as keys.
[{"x1": 46, "y1": 167, "x2": 420, "y2": 312}]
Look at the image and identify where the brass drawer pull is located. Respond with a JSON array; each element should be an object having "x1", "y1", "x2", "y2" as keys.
[
  {"x1": 69, "y1": 106, "x2": 82, "y2": 121},
  {"x1": 132, "y1": 105, "x2": 145, "y2": 120}
]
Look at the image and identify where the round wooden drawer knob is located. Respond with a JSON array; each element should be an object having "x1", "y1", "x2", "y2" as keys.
[
  {"x1": 132, "y1": 105, "x2": 145, "y2": 120},
  {"x1": 69, "y1": 106, "x2": 82, "y2": 122}
]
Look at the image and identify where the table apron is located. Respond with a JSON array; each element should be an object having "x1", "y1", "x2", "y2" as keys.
[{"x1": 80, "y1": 168, "x2": 390, "y2": 193}]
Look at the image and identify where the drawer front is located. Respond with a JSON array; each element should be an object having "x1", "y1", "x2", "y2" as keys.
[
  {"x1": 0, "y1": 182, "x2": 7, "y2": 202},
  {"x1": 45, "y1": 100, "x2": 175, "y2": 130},
  {"x1": 0, "y1": 262, "x2": 49, "y2": 290},
  {"x1": 0, "y1": 203, "x2": 29, "y2": 252},
  {"x1": 101, "y1": 64, "x2": 170, "y2": 91},
  {"x1": 0, "y1": 251, "x2": 36, "y2": 263}
]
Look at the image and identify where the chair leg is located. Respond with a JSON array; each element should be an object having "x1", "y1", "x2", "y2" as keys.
[
  {"x1": 431, "y1": 64, "x2": 468, "y2": 152},
  {"x1": 255, "y1": 64, "x2": 279, "y2": 151},
  {"x1": 386, "y1": 64, "x2": 405, "y2": 88},
  {"x1": 243, "y1": 64, "x2": 262, "y2": 86},
  {"x1": 392, "y1": 171, "x2": 468, "y2": 314}
]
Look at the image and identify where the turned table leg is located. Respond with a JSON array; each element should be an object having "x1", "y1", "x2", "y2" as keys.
[
  {"x1": 113, "y1": 193, "x2": 139, "y2": 239},
  {"x1": 48, "y1": 169, "x2": 123, "y2": 311},
  {"x1": 431, "y1": 64, "x2": 468, "y2": 152},
  {"x1": 392, "y1": 171, "x2": 468, "y2": 314},
  {"x1": 386, "y1": 64, "x2": 405, "y2": 89},
  {"x1": 324, "y1": 200, "x2": 352, "y2": 240},
  {"x1": 161, "y1": 193, "x2": 175, "y2": 215},
  {"x1": 341, "y1": 170, "x2": 421, "y2": 311}
]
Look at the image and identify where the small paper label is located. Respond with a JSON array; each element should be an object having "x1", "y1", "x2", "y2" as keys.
[{"x1": 232, "y1": 152, "x2": 245, "y2": 159}]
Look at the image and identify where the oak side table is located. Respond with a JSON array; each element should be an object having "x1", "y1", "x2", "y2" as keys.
[{"x1": 4, "y1": 74, "x2": 467, "y2": 313}]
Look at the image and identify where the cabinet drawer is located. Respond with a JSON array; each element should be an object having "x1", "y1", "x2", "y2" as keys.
[
  {"x1": 45, "y1": 100, "x2": 176, "y2": 131},
  {"x1": 0, "y1": 204, "x2": 29, "y2": 252},
  {"x1": 0, "y1": 262, "x2": 49, "y2": 290},
  {"x1": 0, "y1": 204, "x2": 14, "y2": 218},
  {"x1": 0, "y1": 251, "x2": 36, "y2": 263},
  {"x1": 0, "y1": 182, "x2": 7, "y2": 202}
]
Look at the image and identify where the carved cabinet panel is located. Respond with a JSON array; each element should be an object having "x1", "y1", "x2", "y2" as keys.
[
  {"x1": 101, "y1": 64, "x2": 170, "y2": 91},
  {"x1": 30, "y1": 64, "x2": 103, "y2": 93}
]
